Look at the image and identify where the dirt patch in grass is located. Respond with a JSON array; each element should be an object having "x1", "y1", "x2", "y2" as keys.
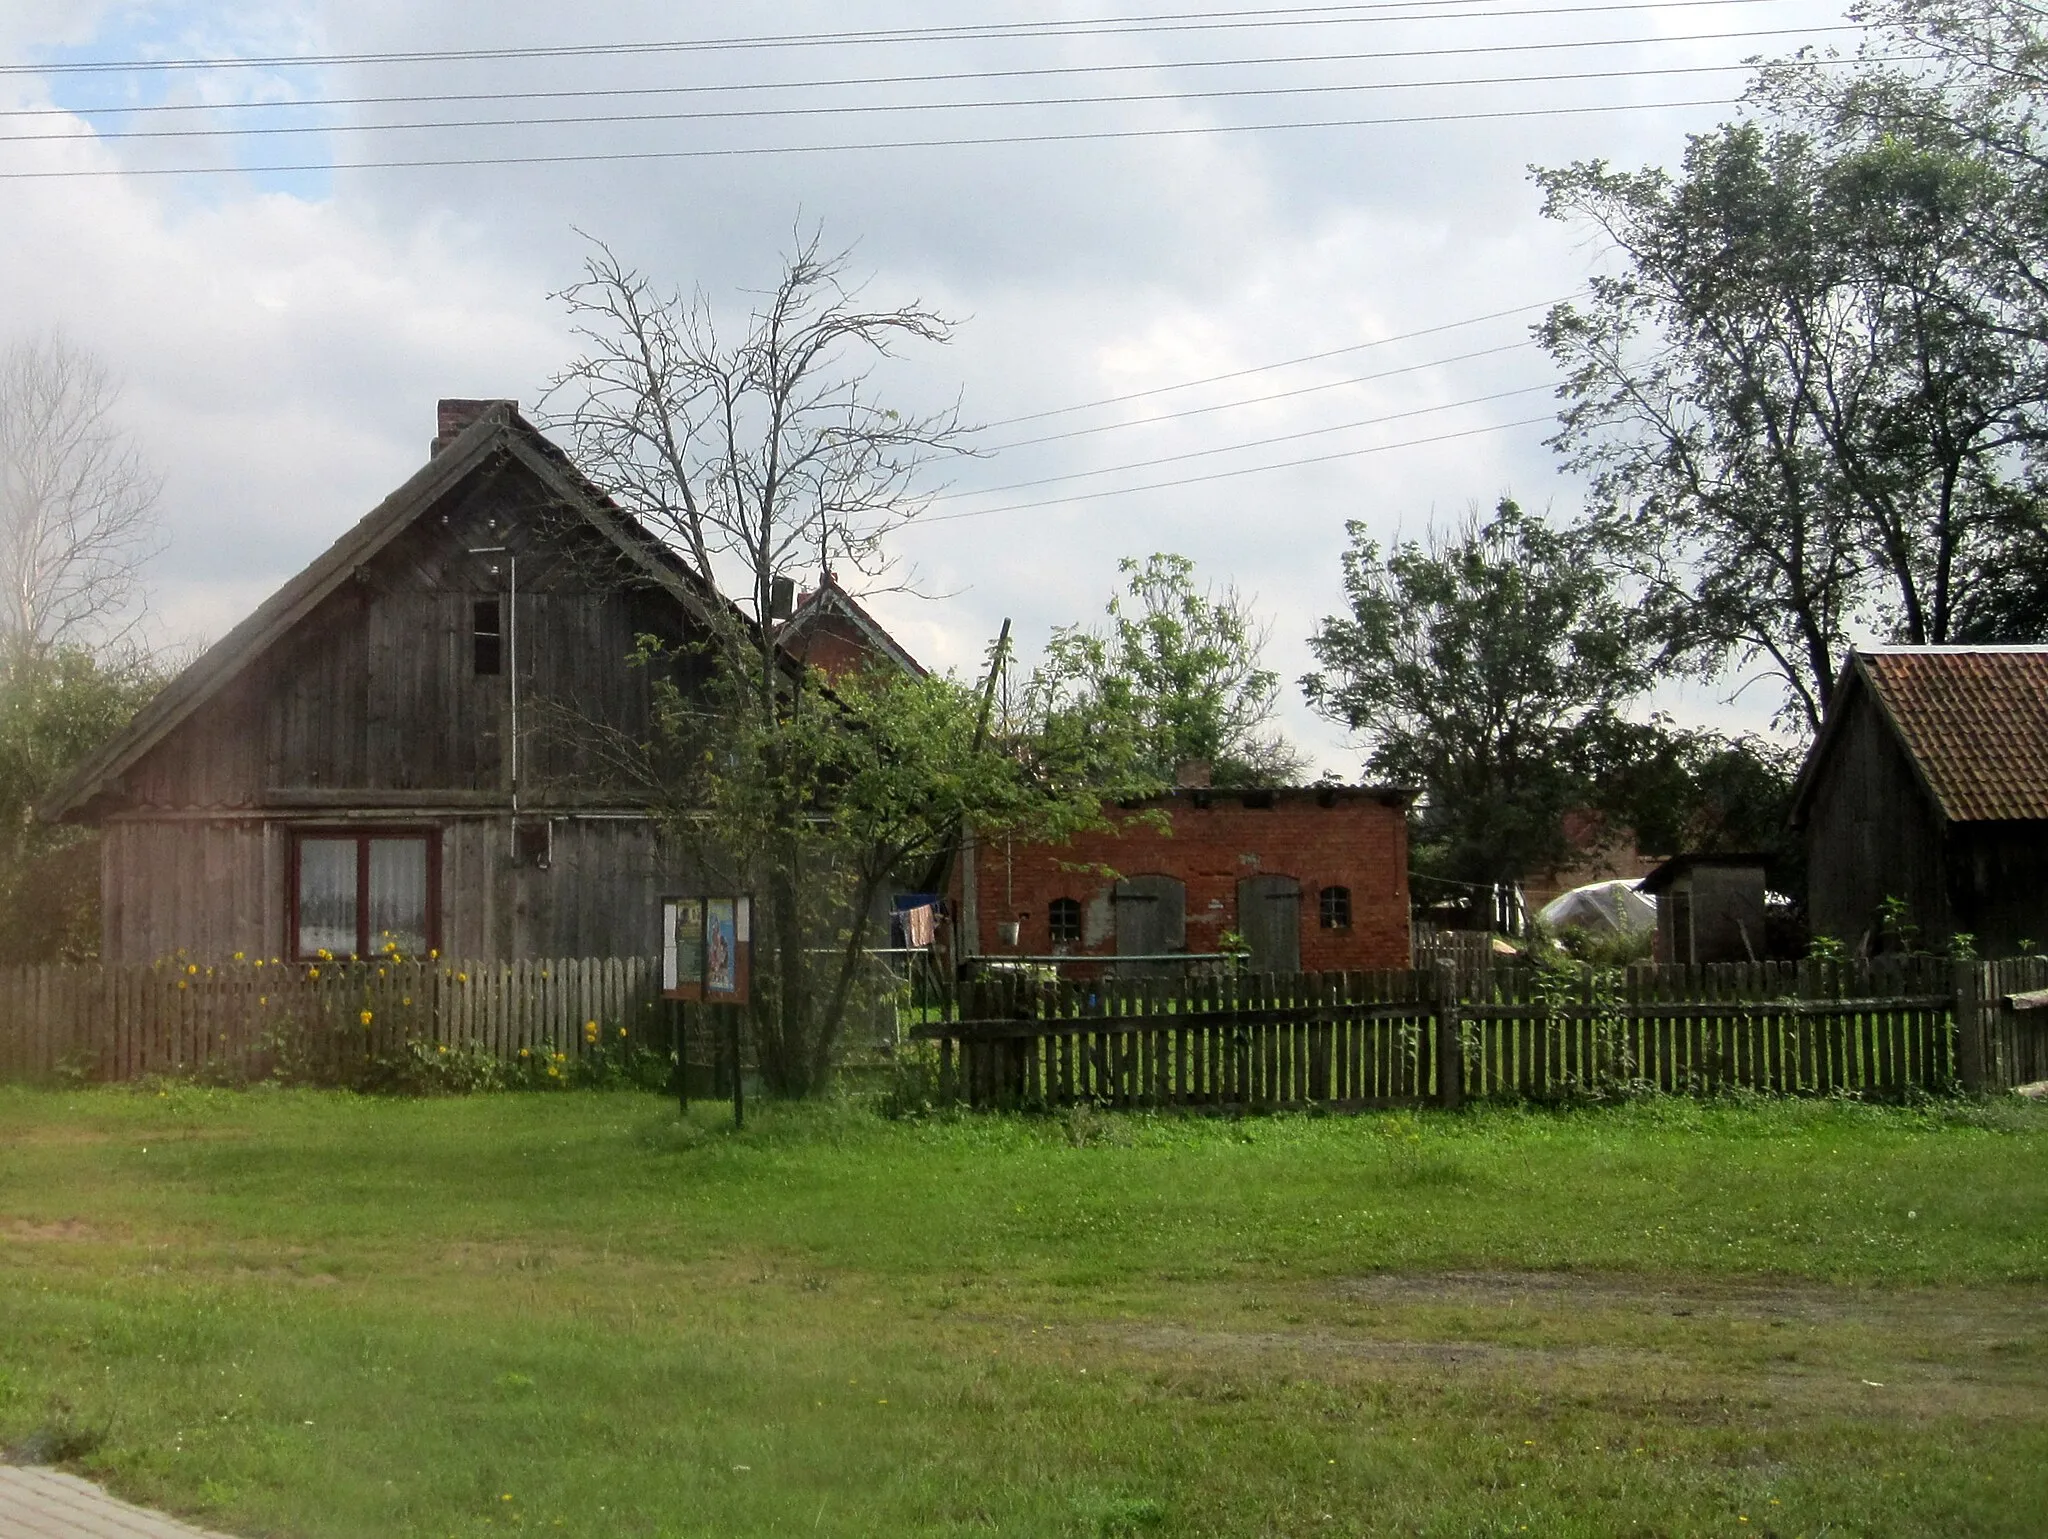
[
  {"x1": 1, "y1": 1218, "x2": 112, "y2": 1243},
  {"x1": 1054, "y1": 1270, "x2": 2048, "y2": 1424},
  {"x1": 1334, "y1": 1267, "x2": 2023, "y2": 1324}
]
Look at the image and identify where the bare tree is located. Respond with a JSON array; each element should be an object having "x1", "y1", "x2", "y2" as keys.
[
  {"x1": 0, "y1": 334, "x2": 162, "y2": 656},
  {"x1": 541, "y1": 227, "x2": 967, "y2": 1095}
]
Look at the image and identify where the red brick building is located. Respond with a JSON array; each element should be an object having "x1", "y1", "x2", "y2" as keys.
[
  {"x1": 779, "y1": 572, "x2": 927, "y2": 684},
  {"x1": 958, "y1": 785, "x2": 1415, "y2": 974}
]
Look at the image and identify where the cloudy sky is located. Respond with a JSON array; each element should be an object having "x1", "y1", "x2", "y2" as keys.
[{"x1": 0, "y1": 0, "x2": 1856, "y2": 773}]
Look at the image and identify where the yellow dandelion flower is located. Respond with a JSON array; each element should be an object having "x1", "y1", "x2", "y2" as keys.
[
  {"x1": 428, "y1": 949, "x2": 439, "y2": 960},
  {"x1": 258, "y1": 996, "x2": 267, "y2": 1005},
  {"x1": 438, "y1": 1044, "x2": 448, "y2": 1055},
  {"x1": 186, "y1": 963, "x2": 198, "y2": 976},
  {"x1": 401, "y1": 996, "x2": 412, "y2": 1006},
  {"x1": 307, "y1": 966, "x2": 320, "y2": 980},
  {"x1": 617, "y1": 1026, "x2": 627, "y2": 1038},
  {"x1": 233, "y1": 951, "x2": 245, "y2": 962},
  {"x1": 457, "y1": 972, "x2": 469, "y2": 983},
  {"x1": 359, "y1": 1010, "x2": 374, "y2": 1026},
  {"x1": 318, "y1": 949, "x2": 332, "y2": 961}
]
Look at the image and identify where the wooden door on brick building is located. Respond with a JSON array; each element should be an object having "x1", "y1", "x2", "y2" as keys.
[
  {"x1": 1113, "y1": 875, "x2": 1186, "y2": 973},
  {"x1": 1237, "y1": 874, "x2": 1301, "y2": 973}
]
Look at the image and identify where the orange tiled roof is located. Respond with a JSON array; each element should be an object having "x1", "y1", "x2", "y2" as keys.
[{"x1": 1859, "y1": 647, "x2": 2048, "y2": 822}]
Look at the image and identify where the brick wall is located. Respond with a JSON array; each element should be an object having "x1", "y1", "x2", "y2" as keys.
[
  {"x1": 965, "y1": 788, "x2": 1412, "y2": 970},
  {"x1": 785, "y1": 616, "x2": 871, "y2": 683}
]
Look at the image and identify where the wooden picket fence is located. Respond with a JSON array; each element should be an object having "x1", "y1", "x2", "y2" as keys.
[
  {"x1": 0, "y1": 957, "x2": 667, "y2": 1086},
  {"x1": 1984, "y1": 955, "x2": 2048, "y2": 1090},
  {"x1": 914, "y1": 955, "x2": 2048, "y2": 1110},
  {"x1": 6, "y1": 952, "x2": 2048, "y2": 1107}
]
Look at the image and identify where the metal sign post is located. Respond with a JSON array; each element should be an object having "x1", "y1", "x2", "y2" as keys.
[{"x1": 662, "y1": 895, "x2": 752, "y2": 1127}]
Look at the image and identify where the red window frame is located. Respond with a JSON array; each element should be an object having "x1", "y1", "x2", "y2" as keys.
[{"x1": 287, "y1": 827, "x2": 443, "y2": 961}]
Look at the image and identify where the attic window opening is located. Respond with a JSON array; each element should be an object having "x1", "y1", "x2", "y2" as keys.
[
  {"x1": 473, "y1": 599, "x2": 503, "y2": 675},
  {"x1": 1320, "y1": 885, "x2": 1352, "y2": 930},
  {"x1": 1048, "y1": 897, "x2": 1082, "y2": 945}
]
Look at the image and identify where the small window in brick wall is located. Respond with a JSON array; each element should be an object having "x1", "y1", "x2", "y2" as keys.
[
  {"x1": 473, "y1": 599, "x2": 503, "y2": 675},
  {"x1": 1048, "y1": 896, "x2": 1082, "y2": 944},
  {"x1": 1319, "y1": 885, "x2": 1352, "y2": 930}
]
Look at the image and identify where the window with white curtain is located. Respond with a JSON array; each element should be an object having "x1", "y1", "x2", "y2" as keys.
[{"x1": 293, "y1": 831, "x2": 437, "y2": 959}]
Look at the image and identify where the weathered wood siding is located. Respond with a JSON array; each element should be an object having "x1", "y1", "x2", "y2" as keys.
[
  {"x1": 101, "y1": 817, "x2": 699, "y2": 965},
  {"x1": 121, "y1": 471, "x2": 695, "y2": 810},
  {"x1": 1804, "y1": 685, "x2": 1950, "y2": 947},
  {"x1": 100, "y1": 452, "x2": 711, "y2": 964},
  {"x1": 1952, "y1": 823, "x2": 2048, "y2": 956}
]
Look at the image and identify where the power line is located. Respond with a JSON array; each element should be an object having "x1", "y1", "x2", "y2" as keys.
[
  {"x1": 983, "y1": 341, "x2": 1536, "y2": 450},
  {"x1": 0, "y1": 93, "x2": 1765, "y2": 180},
  {"x1": 0, "y1": 22, "x2": 1855, "y2": 123},
  {"x1": 982, "y1": 296, "x2": 1571, "y2": 428},
  {"x1": 0, "y1": 0, "x2": 1784, "y2": 77},
  {"x1": 917, "y1": 415, "x2": 1558, "y2": 524},
  {"x1": 1, "y1": 48, "x2": 1869, "y2": 146},
  {"x1": 945, "y1": 384, "x2": 1555, "y2": 499}
]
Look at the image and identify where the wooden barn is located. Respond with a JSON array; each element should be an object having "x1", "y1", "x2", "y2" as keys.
[
  {"x1": 42, "y1": 399, "x2": 725, "y2": 965},
  {"x1": 1791, "y1": 646, "x2": 2048, "y2": 956}
]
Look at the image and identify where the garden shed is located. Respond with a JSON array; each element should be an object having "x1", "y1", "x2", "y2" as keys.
[{"x1": 1791, "y1": 646, "x2": 2048, "y2": 956}]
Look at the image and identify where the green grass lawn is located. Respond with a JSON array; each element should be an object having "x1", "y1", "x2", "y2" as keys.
[{"x1": 2, "y1": 1086, "x2": 2045, "y2": 1538}]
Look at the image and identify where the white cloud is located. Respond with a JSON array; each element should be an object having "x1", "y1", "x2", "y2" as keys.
[{"x1": 0, "y1": 0, "x2": 1849, "y2": 763}]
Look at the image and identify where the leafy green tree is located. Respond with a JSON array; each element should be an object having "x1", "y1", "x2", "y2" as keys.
[
  {"x1": 1537, "y1": 31, "x2": 2048, "y2": 727},
  {"x1": 1025, "y1": 553, "x2": 1304, "y2": 789},
  {"x1": 627, "y1": 646, "x2": 1109, "y2": 1093},
  {"x1": 1582, "y1": 716, "x2": 1803, "y2": 887},
  {"x1": 0, "y1": 642, "x2": 160, "y2": 961},
  {"x1": 1302, "y1": 499, "x2": 1649, "y2": 894},
  {"x1": 545, "y1": 229, "x2": 968, "y2": 1097}
]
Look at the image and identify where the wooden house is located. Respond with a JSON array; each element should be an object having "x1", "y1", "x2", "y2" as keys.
[
  {"x1": 42, "y1": 400, "x2": 726, "y2": 965},
  {"x1": 1791, "y1": 646, "x2": 2048, "y2": 955}
]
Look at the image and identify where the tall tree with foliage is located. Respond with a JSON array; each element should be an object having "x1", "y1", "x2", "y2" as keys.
[
  {"x1": 0, "y1": 643, "x2": 160, "y2": 960},
  {"x1": 1025, "y1": 553, "x2": 1304, "y2": 789},
  {"x1": 543, "y1": 227, "x2": 1063, "y2": 1095},
  {"x1": 1303, "y1": 499, "x2": 1649, "y2": 894},
  {"x1": 1537, "y1": 18, "x2": 2048, "y2": 728},
  {"x1": 617, "y1": 645, "x2": 1108, "y2": 1092},
  {"x1": 1583, "y1": 715, "x2": 1804, "y2": 884}
]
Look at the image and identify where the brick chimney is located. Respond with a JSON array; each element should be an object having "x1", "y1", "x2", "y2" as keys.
[
  {"x1": 1174, "y1": 759, "x2": 1213, "y2": 789},
  {"x1": 431, "y1": 398, "x2": 517, "y2": 456}
]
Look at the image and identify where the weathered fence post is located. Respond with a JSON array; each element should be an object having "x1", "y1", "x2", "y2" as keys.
[
  {"x1": 1954, "y1": 959, "x2": 1987, "y2": 1094},
  {"x1": 1435, "y1": 961, "x2": 1464, "y2": 1110}
]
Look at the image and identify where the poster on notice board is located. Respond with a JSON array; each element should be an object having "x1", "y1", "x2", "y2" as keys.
[{"x1": 661, "y1": 895, "x2": 749, "y2": 1004}]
